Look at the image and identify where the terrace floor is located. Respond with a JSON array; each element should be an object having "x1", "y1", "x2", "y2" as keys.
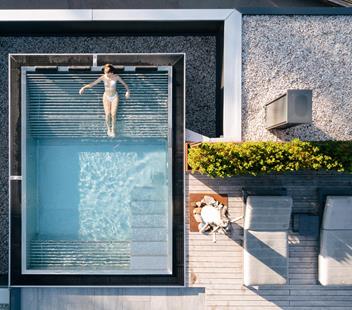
[
  {"x1": 186, "y1": 172, "x2": 352, "y2": 310},
  {"x1": 19, "y1": 171, "x2": 352, "y2": 309}
]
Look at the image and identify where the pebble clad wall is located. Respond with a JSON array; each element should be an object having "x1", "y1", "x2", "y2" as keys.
[
  {"x1": 242, "y1": 15, "x2": 352, "y2": 141},
  {"x1": 0, "y1": 35, "x2": 217, "y2": 274}
]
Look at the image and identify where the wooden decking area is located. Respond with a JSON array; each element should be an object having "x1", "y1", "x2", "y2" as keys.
[
  {"x1": 187, "y1": 172, "x2": 352, "y2": 309},
  {"x1": 19, "y1": 171, "x2": 352, "y2": 309}
]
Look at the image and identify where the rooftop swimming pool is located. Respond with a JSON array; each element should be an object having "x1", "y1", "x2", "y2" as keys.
[{"x1": 21, "y1": 68, "x2": 173, "y2": 275}]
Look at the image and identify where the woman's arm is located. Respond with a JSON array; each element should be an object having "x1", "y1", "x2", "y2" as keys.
[
  {"x1": 79, "y1": 76, "x2": 103, "y2": 94},
  {"x1": 115, "y1": 75, "x2": 130, "y2": 99}
]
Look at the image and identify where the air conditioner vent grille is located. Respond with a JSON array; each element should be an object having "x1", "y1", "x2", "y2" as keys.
[{"x1": 265, "y1": 90, "x2": 312, "y2": 130}]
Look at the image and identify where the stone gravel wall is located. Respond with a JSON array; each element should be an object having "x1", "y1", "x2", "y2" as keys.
[
  {"x1": 242, "y1": 15, "x2": 352, "y2": 141},
  {"x1": 0, "y1": 35, "x2": 216, "y2": 274}
]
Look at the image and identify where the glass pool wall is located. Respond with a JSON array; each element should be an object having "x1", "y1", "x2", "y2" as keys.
[{"x1": 21, "y1": 68, "x2": 172, "y2": 274}]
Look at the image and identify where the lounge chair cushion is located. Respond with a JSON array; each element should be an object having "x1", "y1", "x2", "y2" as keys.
[
  {"x1": 244, "y1": 196, "x2": 293, "y2": 231},
  {"x1": 322, "y1": 196, "x2": 352, "y2": 230},
  {"x1": 244, "y1": 230, "x2": 288, "y2": 285},
  {"x1": 319, "y1": 196, "x2": 352, "y2": 286},
  {"x1": 319, "y1": 230, "x2": 352, "y2": 285}
]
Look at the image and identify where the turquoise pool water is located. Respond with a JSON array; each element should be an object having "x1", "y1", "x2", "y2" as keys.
[
  {"x1": 39, "y1": 138, "x2": 167, "y2": 239},
  {"x1": 25, "y1": 138, "x2": 170, "y2": 272}
]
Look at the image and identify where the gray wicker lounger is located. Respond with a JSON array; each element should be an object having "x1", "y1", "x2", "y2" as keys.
[
  {"x1": 244, "y1": 196, "x2": 293, "y2": 286},
  {"x1": 319, "y1": 196, "x2": 352, "y2": 286}
]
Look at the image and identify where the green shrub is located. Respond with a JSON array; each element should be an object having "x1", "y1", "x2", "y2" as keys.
[{"x1": 187, "y1": 139, "x2": 352, "y2": 178}]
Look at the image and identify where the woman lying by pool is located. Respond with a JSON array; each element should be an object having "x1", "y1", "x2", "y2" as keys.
[{"x1": 79, "y1": 64, "x2": 130, "y2": 137}]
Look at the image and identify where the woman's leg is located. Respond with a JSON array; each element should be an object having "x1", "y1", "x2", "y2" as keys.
[
  {"x1": 110, "y1": 95, "x2": 119, "y2": 137},
  {"x1": 103, "y1": 94, "x2": 112, "y2": 136}
]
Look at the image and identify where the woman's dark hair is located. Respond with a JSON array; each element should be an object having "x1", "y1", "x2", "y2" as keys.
[{"x1": 102, "y1": 64, "x2": 118, "y2": 74}]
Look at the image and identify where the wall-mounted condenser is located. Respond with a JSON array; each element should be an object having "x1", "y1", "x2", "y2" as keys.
[{"x1": 265, "y1": 90, "x2": 312, "y2": 130}]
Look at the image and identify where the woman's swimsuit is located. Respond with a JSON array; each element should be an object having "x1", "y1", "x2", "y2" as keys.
[
  {"x1": 104, "y1": 79, "x2": 118, "y2": 102},
  {"x1": 105, "y1": 93, "x2": 118, "y2": 102}
]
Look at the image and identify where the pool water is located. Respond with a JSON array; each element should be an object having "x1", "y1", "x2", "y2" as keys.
[
  {"x1": 38, "y1": 138, "x2": 168, "y2": 240},
  {"x1": 25, "y1": 138, "x2": 170, "y2": 273}
]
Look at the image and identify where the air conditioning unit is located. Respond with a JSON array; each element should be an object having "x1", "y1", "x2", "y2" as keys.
[
  {"x1": 325, "y1": 0, "x2": 352, "y2": 7},
  {"x1": 265, "y1": 90, "x2": 312, "y2": 130}
]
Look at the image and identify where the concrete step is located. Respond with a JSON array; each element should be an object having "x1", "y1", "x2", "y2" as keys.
[
  {"x1": 131, "y1": 201, "x2": 167, "y2": 215},
  {"x1": 132, "y1": 228, "x2": 168, "y2": 242},
  {"x1": 131, "y1": 186, "x2": 168, "y2": 201},
  {"x1": 131, "y1": 242, "x2": 168, "y2": 256},
  {"x1": 131, "y1": 214, "x2": 167, "y2": 228}
]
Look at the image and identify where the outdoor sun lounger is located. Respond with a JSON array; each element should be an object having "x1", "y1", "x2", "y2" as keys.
[
  {"x1": 243, "y1": 196, "x2": 293, "y2": 286},
  {"x1": 319, "y1": 196, "x2": 352, "y2": 286}
]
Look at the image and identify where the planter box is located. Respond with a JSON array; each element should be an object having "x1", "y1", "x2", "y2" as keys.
[
  {"x1": 184, "y1": 142, "x2": 195, "y2": 172},
  {"x1": 188, "y1": 193, "x2": 228, "y2": 232}
]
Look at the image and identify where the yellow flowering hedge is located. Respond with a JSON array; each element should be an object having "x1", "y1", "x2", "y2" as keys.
[{"x1": 187, "y1": 139, "x2": 352, "y2": 177}]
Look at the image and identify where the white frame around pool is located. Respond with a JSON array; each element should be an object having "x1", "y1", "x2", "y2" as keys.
[{"x1": 20, "y1": 60, "x2": 174, "y2": 275}]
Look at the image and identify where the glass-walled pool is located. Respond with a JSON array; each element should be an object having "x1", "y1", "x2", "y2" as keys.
[{"x1": 21, "y1": 67, "x2": 172, "y2": 274}]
